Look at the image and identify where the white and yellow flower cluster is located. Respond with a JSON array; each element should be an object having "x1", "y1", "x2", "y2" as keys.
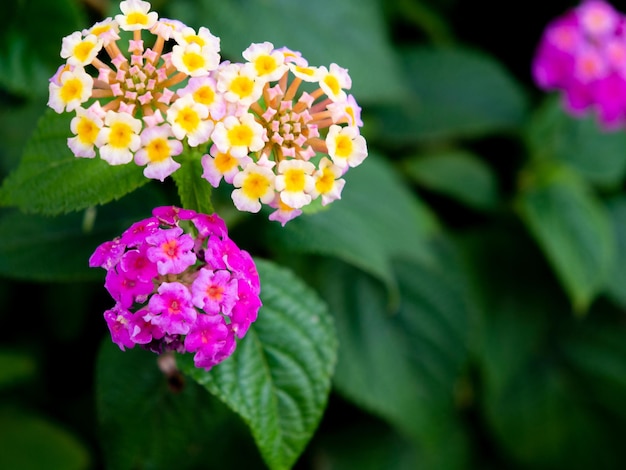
[{"x1": 48, "y1": 0, "x2": 367, "y2": 225}]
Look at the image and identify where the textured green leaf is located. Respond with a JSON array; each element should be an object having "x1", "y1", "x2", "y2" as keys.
[
  {"x1": 96, "y1": 340, "x2": 263, "y2": 470},
  {"x1": 172, "y1": 151, "x2": 214, "y2": 214},
  {"x1": 167, "y1": 0, "x2": 407, "y2": 103},
  {"x1": 403, "y1": 150, "x2": 499, "y2": 211},
  {"x1": 264, "y1": 154, "x2": 438, "y2": 299},
  {"x1": 180, "y1": 259, "x2": 337, "y2": 470},
  {"x1": 526, "y1": 97, "x2": 626, "y2": 187},
  {"x1": 517, "y1": 165, "x2": 614, "y2": 312},
  {"x1": 367, "y1": 46, "x2": 529, "y2": 144},
  {"x1": 0, "y1": 407, "x2": 90, "y2": 470},
  {"x1": 0, "y1": 0, "x2": 85, "y2": 98},
  {"x1": 0, "y1": 109, "x2": 149, "y2": 215},
  {"x1": 312, "y1": 254, "x2": 471, "y2": 469}
]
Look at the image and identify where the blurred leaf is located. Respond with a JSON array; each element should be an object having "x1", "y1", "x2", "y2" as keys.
[
  {"x1": 487, "y1": 361, "x2": 617, "y2": 470},
  {"x1": 526, "y1": 97, "x2": 626, "y2": 187},
  {"x1": 606, "y1": 196, "x2": 626, "y2": 308},
  {"x1": 0, "y1": 109, "x2": 149, "y2": 215},
  {"x1": 403, "y1": 150, "x2": 499, "y2": 211},
  {"x1": 0, "y1": 349, "x2": 36, "y2": 390},
  {"x1": 0, "y1": 99, "x2": 47, "y2": 176},
  {"x1": 180, "y1": 259, "x2": 337, "y2": 470},
  {"x1": 0, "y1": 0, "x2": 85, "y2": 98},
  {"x1": 0, "y1": 407, "x2": 90, "y2": 470},
  {"x1": 168, "y1": 0, "x2": 407, "y2": 103},
  {"x1": 97, "y1": 340, "x2": 263, "y2": 470},
  {"x1": 516, "y1": 165, "x2": 614, "y2": 313},
  {"x1": 311, "y1": 418, "x2": 418, "y2": 470},
  {"x1": 0, "y1": 184, "x2": 168, "y2": 282},
  {"x1": 265, "y1": 154, "x2": 438, "y2": 303},
  {"x1": 463, "y1": 224, "x2": 624, "y2": 470},
  {"x1": 312, "y1": 253, "x2": 471, "y2": 469},
  {"x1": 172, "y1": 151, "x2": 214, "y2": 214},
  {"x1": 560, "y1": 319, "x2": 626, "y2": 422},
  {"x1": 367, "y1": 46, "x2": 529, "y2": 144}
]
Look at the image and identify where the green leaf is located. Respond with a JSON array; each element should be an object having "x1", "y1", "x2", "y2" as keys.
[
  {"x1": 606, "y1": 196, "x2": 626, "y2": 308},
  {"x1": 463, "y1": 225, "x2": 624, "y2": 470},
  {"x1": 403, "y1": 150, "x2": 499, "y2": 211},
  {"x1": 311, "y1": 419, "x2": 419, "y2": 470},
  {"x1": 0, "y1": 100, "x2": 47, "y2": 176},
  {"x1": 367, "y1": 46, "x2": 529, "y2": 144},
  {"x1": 180, "y1": 259, "x2": 337, "y2": 470},
  {"x1": 0, "y1": 350, "x2": 36, "y2": 390},
  {"x1": 516, "y1": 164, "x2": 614, "y2": 313},
  {"x1": 0, "y1": 407, "x2": 90, "y2": 470},
  {"x1": 0, "y1": 0, "x2": 85, "y2": 98},
  {"x1": 96, "y1": 340, "x2": 264, "y2": 470},
  {"x1": 560, "y1": 321, "x2": 626, "y2": 421},
  {"x1": 526, "y1": 96, "x2": 626, "y2": 187},
  {"x1": 264, "y1": 154, "x2": 438, "y2": 301},
  {"x1": 312, "y1": 254, "x2": 471, "y2": 469},
  {"x1": 0, "y1": 109, "x2": 149, "y2": 215},
  {"x1": 172, "y1": 150, "x2": 214, "y2": 214},
  {"x1": 0, "y1": 184, "x2": 168, "y2": 282},
  {"x1": 167, "y1": 0, "x2": 407, "y2": 103}
]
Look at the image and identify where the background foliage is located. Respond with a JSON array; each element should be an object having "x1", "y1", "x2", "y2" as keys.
[{"x1": 2, "y1": 0, "x2": 626, "y2": 469}]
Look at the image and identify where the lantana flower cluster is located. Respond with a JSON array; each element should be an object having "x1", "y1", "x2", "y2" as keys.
[
  {"x1": 89, "y1": 206, "x2": 261, "y2": 370},
  {"x1": 48, "y1": 0, "x2": 367, "y2": 225},
  {"x1": 533, "y1": 0, "x2": 626, "y2": 129}
]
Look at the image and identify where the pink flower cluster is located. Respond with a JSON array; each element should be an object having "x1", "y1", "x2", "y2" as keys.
[
  {"x1": 532, "y1": 0, "x2": 626, "y2": 128},
  {"x1": 89, "y1": 206, "x2": 261, "y2": 370}
]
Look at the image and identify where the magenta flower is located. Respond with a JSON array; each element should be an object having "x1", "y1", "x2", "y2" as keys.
[
  {"x1": 146, "y1": 226, "x2": 197, "y2": 275},
  {"x1": 105, "y1": 267, "x2": 155, "y2": 308},
  {"x1": 533, "y1": 0, "x2": 626, "y2": 129},
  {"x1": 90, "y1": 205, "x2": 262, "y2": 371},
  {"x1": 120, "y1": 217, "x2": 160, "y2": 247},
  {"x1": 184, "y1": 314, "x2": 236, "y2": 370},
  {"x1": 119, "y1": 245, "x2": 159, "y2": 282},
  {"x1": 148, "y1": 282, "x2": 197, "y2": 335},
  {"x1": 89, "y1": 238, "x2": 125, "y2": 270},
  {"x1": 103, "y1": 304, "x2": 135, "y2": 351},
  {"x1": 191, "y1": 268, "x2": 238, "y2": 315}
]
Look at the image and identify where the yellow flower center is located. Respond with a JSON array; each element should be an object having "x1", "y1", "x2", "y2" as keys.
[
  {"x1": 334, "y1": 135, "x2": 353, "y2": 158},
  {"x1": 146, "y1": 137, "x2": 170, "y2": 163},
  {"x1": 324, "y1": 75, "x2": 341, "y2": 96},
  {"x1": 193, "y1": 86, "x2": 215, "y2": 106},
  {"x1": 284, "y1": 168, "x2": 306, "y2": 192},
  {"x1": 243, "y1": 173, "x2": 270, "y2": 199},
  {"x1": 227, "y1": 124, "x2": 253, "y2": 146},
  {"x1": 76, "y1": 117, "x2": 99, "y2": 144},
  {"x1": 214, "y1": 152, "x2": 238, "y2": 173},
  {"x1": 254, "y1": 56, "x2": 277, "y2": 76},
  {"x1": 316, "y1": 167, "x2": 335, "y2": 194},
  {"x1": 109, "y1": 122, "x2": 133, "y2": 148},
  {"x1": 230, "y1": 76, "x2": 254, "y2": 98},
  {"x1": 182, "y1": 51, "x2": 206, "y2": 73},
  {"x1": 60, "y1": 77, "x2": 83, "y2": 102},
  {"x1": 74, "y1": 41, "x2": 95, "y2": 63},
  {"x1": 126, "y1": 12, "x2": 149, "y2": 26},
  {"x1": 295, "y1": 66, "x2": 315, "y2": 77},
  {"x1": 185, "y1": 35, "x2": 205, "y2": 47},
  {"x1": 176, "y1": 108, "x2": 200, "y2": 132},
  {"x1": 91, "y1": 24, "x2": 112, "y2": 36}
]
